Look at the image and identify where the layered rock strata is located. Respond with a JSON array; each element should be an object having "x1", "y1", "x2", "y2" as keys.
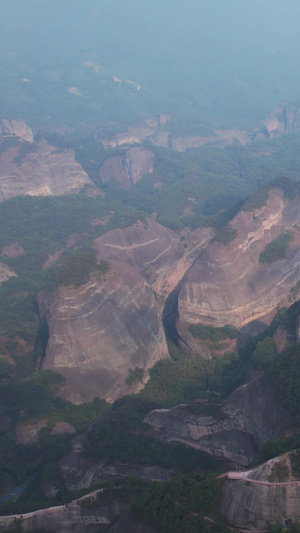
[
  {"x1": 178, "y1": 185, "x2": 300, "y2": 340},
  {"x1": 144, "y1": 373, "x2": 290, "y2": 466},
  {"x1": 221, "y1": 451, "x2": 300, "y2": 529},
  {"x1": 94, "y1": 218, "x2": 214, "y2": 307},
  {"x1": 0, "y1": 488, "x2": 157, "y2": 533},
  {"x1": 40, "y1": 261, "x2": 168, "y2": 403},
  {"x1": 61, "y1": 436, "x2": 174, "y2": 491},
  {"x1": 0, "y1": 118, "x2": 33, "y2": 143},
  {"x1": 0, "y1": 140, "x2": 93, "y2": 201},
  {"x1": 99, "y1": 146, "x2": 155, "y2": 189}
]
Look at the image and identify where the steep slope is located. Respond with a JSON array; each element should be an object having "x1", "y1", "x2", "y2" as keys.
[
  {"x1": 177, "y1": 180, "x2": 300, "y2": 345},
  {"x1": 94, "y1": 218, "x2": 214, "y2": 308},
  {"x1": 99, "y1": 146, "x2": 155, "y2": 189},
  {"x1": 0, "y1": 487, "x2": 158, "y2": 533},
  {"x1": 144, "y1": 373, "x2": 290, "y2": 466},
  {"x1": 40, "y1": 261, "x2": 168, "y2": 403},
  {"x1": 0, "y1": 137, "x2": 94, "y2": 202},
  {"x1": 221, "y1": 450, "x2": 300, "y2": 529}
]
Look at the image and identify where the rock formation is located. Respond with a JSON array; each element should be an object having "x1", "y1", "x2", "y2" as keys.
[
  {"x1": 0, "y1": 118, "x2": 33, "y2": 143},
  {"x1": 99, "y1": 146, "x2": 155, "y2": 189},
  {"x1": 144, "y1": 373, "x2": 290, "y2": 466},
  {"x1": 0, "y1": 262, "x2": 17, "y2": 282},
  {"x1": 0, "y1": 140, "x2": 93, "y2": 202},
  {"x1": 177, "y1": 182, "x2": 300, "y2": 344},
  {"x1": 221, "y1": 450, "x2": 300, "y2": 529},
  {"x1": 94, "y1": 218, "x2": 214, "y2": 306},
  {"x1": 40, "y1": 261, "x2": 168, "y2": 403},
  {"x1": 0, "y1": 487, "x2": 157, "y2": 532},
  {"x1": 61, "y1": 435, "x2": 174, "y2": 491}
]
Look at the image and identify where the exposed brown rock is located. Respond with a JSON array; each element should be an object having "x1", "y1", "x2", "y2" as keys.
[
  {"x1": 0, "y1": 118, "x2": 33, "y2": 143},
  {"x1": 0, "y1": 140, "x2": 93, "y2": 202},
  {"x1": 99, "y1": 146, "x2": 155, "y2": 189},
  {"x1": 40, "y1": 261, "x2": 168, "y2": 403},
  {"x1": 0, "y1": 263, "x2": 17, "y2": 282},
  {"x1": 94, "y1": 218, "x2": 214, "y2": 307},
  {"x1": 1, "y1": 242, "x2": 24, "y2": 258},
  {"x1": 61, "y1": 436, "x2": 174, "y2": 491},
  {"x1": 178, "y1": 186, "x2": 300, "y2": 343},
  {"x1": 221, "y1": 451, "x2": 300, "y2": 529},
  {"x1": 50, "y1": 421, "x2": 76, "y2": 435},
  {"x1": 144, "y1": 373, "x2": 291, "y2": 467},
  {"x1": 15, "y1": 419, "x2": 48, "y2": 445}
]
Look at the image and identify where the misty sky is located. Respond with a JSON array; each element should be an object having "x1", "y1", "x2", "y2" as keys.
[{"x1": 1, "y1": 0, "x2": 300, "y2": 128}]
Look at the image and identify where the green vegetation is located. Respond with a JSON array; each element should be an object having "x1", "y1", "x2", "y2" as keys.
[
  {"x1": 241, "y1": 186, "x2": 270, "y2": 212},
  {"x1": 259, "y1": 232, "x2": 294, "y2": 264},
  {"x1": 214, "y1": 225, "x2": 237, "y2": 245},
  {"x1": 83, "y1": 396, "x2": 222, "y2": 474},
  {"x1": 125, "y1": 367, "x2": 144, "y2": 386},
  {"x1": 131, "y1": 474, "x2": 228, "y2": 533},
  {"x1": 189, "y1": 324, "x2": 238, "y2": 342}
]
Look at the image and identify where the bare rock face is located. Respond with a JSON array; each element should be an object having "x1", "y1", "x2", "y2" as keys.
[
  {"x1": 0, "y1": 118, "x2": 33, "y2": 143},
  {"x1": 0, "y1": 488, "x2": 149, "y2": 533},
  {"x1": 99, "y1": 146, "x2": 155, "y2": 189},
  {"x1": 178, "y1": 185, "x2": 300, "y2": 339},
  {"x1": 40, "y1": 261, "x2": 168, "y2": 403},
  {"x1": 0, "y1": 263, "x2": 17, "y2": 282},
  {"x1": 221, "y1": 451, "x2": 300, "y2": 529},
  {"x1": 144, "y1": 373, "x2": 290, "y2": 467},
  {"x1": 61, "y1": 436, "x2": 174, "y2": 491},
  {"x1": 0, "y1": 140, "x2": 93, "y2": 202},
  {"x1": 94, "y1": 218, "x2": 214, "y2": 306}
]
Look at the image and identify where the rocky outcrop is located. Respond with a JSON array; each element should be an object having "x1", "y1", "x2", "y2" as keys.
[
  {"x1": 40, "y1": 261, "x2": 168, "y2": 403},
  {"x1": 0, "y1": 118, "x2": 33, "y2": 143},
  {"x1": 0, "y1": 263, "x2": 17, "y2": 282},
  {"x1": 94, "y1": 218, "x2": 214, "y2": 307},
  {"x1": 0, "y1": 140, "x2": 93, "y2": 202},
  {"x1": 221, "y1": 451, "x2": 300, "y2": 529},
  {"x1": 61, "y1": 436, "x2": 174, "y2": 491},
  {"x1": 0, "y1": 488, "x2": 157, "y2": 533},
  {"x1": 178, "y1": 184, "x2": 300, "y2": 339},
  {"x1": 99, "y1": 146, "x2": 155, "y2": 189},
  {"x1": 144, "y1": 373, "x2": 291, "y2": 466}
]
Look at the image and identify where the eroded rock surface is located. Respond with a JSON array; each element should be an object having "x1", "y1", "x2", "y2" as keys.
[
  {"x1": 178, "y1": 184, "x2": 300, "y2": 340},
  {"x1": 144, "y1": 373, "x2": 290, "y2": 466},
  {"x1": 0, "y1": 488, "x2": 157, "y2": 533},
  {"x1": 94, "y1": 218, "x2": 214, "y2": 307},
  {"x1": 99, "y1": 146, "x2": 155, "y2": 189},
  {"x1": 40, "y1": 261, "x2": 168, "y2": 403},
  {"x1": 0, "y1": 140, "x2": 93, "y2": 202},
  {"x1": 221, "y1": 451, "x2": 300, "y2": 529},
  {"x1": 0, "y1": 118, "x2": 33, "y2": 143},
  {"x1": 61, "y1": 436, "x2": 174, "y2": 491},
  {"x1": 0, "y1": 263, "x2": 17, "y2": 282}
]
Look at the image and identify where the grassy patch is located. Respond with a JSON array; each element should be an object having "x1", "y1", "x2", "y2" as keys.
[
  {"x1": 259, "y1": 232, "x2": 294, "y2": 264},
  {"x1": 189, "y1": 324, "x2": 238, "y2": 342}
]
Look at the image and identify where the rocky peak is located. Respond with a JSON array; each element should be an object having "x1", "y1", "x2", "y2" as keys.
[
  {"x1": 99, "y1": 146, "x2": 155, "y2": 189},
  {"x1": 0, "y1": 118, "x2": 33, "y2": 143},
  {"x1": 176, "y1": 181, "x2": 300, "y2": 349}
]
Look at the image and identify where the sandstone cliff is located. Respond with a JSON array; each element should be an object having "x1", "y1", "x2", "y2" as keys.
[
  {"x1": 144, "y1": 373, "x2": 290, "y2": 466},
  {"x1": 40, "y1": 261, "x2": 168, "y2": 403},
  {"x1": 99, "y1": 146, "x2": 155, "y2": 189},
  {"x1": 221, "y1": 450, "x2": 300, "y2": 529},
  {"x1": 94, "y1": 218, "x2": 214, "y2": 307},
  {"x1": 0, "y1": 262, "x2": 17, "y2": 282},
  {"x1": 0, "y1": 118, "x2": 33, "y2": 143},
  {"x1": 61, "y1": 436, "x2": 174, "y2": 491},
  {"x1": 177, "y1": 183, "x2": 300, "y2": 344},
  {"x1": 0, "y1": 488, "x2": 157, "y2": 533},
  {"x1": 0, "y1": 140, "x2": 93, "y2": 202}
]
